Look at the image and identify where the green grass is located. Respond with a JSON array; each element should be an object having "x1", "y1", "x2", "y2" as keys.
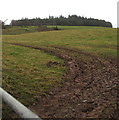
[
  {"x1": 2, "y1": 26, "x2": 39, "y2": 35},
  {"x1": 3, "y1": 26, "x2": 117, "y2": 58},
  {"x1": 2, "y1": 43, "x2": 66, "y2": 117},
  {"x1": 2, "y1": 26, "x2": 117, "y2": 117},
  {"x1": 3, "y1": 44, "x2": 65, "y2": 103},
  {"x1": 48, "y1": 25, "x2": 109, "y2": 30}
]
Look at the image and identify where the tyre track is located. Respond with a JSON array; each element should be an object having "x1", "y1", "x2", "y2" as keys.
[{"x1": 10, "y1": 43, "x2": 118, "y2": 118}]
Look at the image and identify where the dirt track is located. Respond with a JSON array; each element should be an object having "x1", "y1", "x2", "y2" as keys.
[{"x1": 11, "y1": 43, "x2": 118, "y2": 119}]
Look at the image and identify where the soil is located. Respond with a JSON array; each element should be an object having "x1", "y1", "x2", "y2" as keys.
[{"x1": 10, "y1": 43, "x2": 118, "y2": 119}]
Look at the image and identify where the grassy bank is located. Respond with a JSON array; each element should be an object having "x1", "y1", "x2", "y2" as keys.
[
  {"x1": 3, "y1": 26, "x2": 117, "y2": 58},
  {"x1": 2, "y1": 26, "x2": 117, "y2": 117}
]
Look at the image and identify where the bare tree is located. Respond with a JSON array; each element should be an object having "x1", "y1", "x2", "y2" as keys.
[{"x1": 1, "y1": 19, "x2": 8, "y2": 29}]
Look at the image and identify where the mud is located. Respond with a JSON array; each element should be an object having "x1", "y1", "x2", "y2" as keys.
[
  {"x1": 46, "y1": 61, "x2": 62, "y2": 67},
  {"x1": 10, "y1": 43, "x2": 118, "y2": 119}
]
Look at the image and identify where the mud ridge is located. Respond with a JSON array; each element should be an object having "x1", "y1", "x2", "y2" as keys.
[{"x1": 52, "y1": 46, "x2": 117, "y2": 67}]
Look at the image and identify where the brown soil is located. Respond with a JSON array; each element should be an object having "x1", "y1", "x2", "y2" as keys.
[{"x1": 10, "y1": 43, "x2": 118, "y2": 119}]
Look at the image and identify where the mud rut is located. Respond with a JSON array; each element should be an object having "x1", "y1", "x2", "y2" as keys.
[{"x1": 11, "y1": 43, "x2": 118, "y2": 119}]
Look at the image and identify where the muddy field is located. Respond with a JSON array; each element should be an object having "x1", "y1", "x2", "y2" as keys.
[{"x1": 10, "y1": 43, "x2": 118, "y2": 119}]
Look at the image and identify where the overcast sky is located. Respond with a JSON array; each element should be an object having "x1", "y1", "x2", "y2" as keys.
[{"x1": 0, "y1": 0, "x2": 118, "y2": 28}]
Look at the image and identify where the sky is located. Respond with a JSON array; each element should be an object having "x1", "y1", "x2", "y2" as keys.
[
  {"x1": 0, "y1": 0, "x2": 118, "y2": 28},
  {"x1": 117, "y1": 1, "x2": 119, "y2": 28}
]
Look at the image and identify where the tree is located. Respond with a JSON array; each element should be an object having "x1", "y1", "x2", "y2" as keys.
[
  {"x1": 10, "y1": 15, "x2": 112, "y2": 28},
  {"x1": 1, "y1": 19, "x2": 8, "y2": 29}
]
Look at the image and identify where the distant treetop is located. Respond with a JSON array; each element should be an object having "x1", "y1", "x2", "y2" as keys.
[{"x1": 11, "y1": 15, "x2": 112, "y2": 28}]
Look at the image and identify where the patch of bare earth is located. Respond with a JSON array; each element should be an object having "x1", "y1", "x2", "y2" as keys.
[{"x1": 11, "y1": 43, "x2": 118, "y2": 119}]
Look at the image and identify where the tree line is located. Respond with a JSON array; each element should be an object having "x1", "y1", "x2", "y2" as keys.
[{"x1": 10, "y1": 15, "x2": 112, "y2": 27}]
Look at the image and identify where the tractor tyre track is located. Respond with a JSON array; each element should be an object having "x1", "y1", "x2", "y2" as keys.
[{"x1": 10, "y1": 43, "x2": 118, "y2": 119}]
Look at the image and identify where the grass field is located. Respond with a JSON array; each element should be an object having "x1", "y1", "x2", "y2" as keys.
[
  {"x1": 2, "y1": 26, "x2": 117, "y2": 118},
  {"x1": 3, "y1": 26, "x2": 117, "y2": 57}
]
